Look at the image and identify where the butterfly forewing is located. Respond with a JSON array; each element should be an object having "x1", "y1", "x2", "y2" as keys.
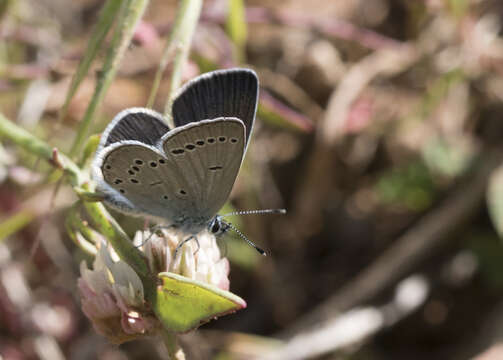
[
  {"x1": 172, "y1": 69, "x2": 258, "y2": 152},
  {"x1": 161, "y1": 118, "x2": 246, "y2": 221}
]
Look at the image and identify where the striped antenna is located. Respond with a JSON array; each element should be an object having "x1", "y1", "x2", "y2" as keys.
[
  {"x1": 221, "y1": 209, "x2": 286, "y2": 217},
  {"x1": 222, "y1": 220, "x2": 266, "y2": 256}
]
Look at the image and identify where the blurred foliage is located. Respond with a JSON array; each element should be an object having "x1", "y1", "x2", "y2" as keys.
[{"x1": 376, "y1": 161, "x2": 435, "y2": 211}]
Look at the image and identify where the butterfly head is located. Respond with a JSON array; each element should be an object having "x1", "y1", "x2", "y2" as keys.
[
  {"x1": 208, "y1": 215, "x2": 230, "y2": 237},
  {"x1": 206, "y1": 210, "x2": 288, "y2": 256}
]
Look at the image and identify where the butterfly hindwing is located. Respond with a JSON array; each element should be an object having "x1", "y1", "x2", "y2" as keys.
[
  {"x1": 100, "y1": 107, "x2": 170, "y2": 148},
  {"x1": 94, "y1": 118, "x2": 245, "y2": 230},
  {"x1": 96, "y1": 142, "x2": 188, "y2": 223}
]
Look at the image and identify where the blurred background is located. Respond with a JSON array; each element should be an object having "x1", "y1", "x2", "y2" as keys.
[{"x1": 2, "y1": 0, "x2": 503, "y2": 359}]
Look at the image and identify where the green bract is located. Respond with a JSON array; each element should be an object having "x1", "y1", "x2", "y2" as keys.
[{"x1": 155, "y1": 272, "x2": 246, "y2": 333}]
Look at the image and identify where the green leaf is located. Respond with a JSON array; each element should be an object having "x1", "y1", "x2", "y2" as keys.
[{"x1": 155, "y1": 272, "x2": 246, "y2": 333}]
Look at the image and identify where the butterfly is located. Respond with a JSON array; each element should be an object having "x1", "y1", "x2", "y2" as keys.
[{"x1": 92, "y1": 68, "x2": 280, "y2": 254}]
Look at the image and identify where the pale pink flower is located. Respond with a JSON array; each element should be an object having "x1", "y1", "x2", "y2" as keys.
[
  {"x1": 78, "y1": 245, "x2": 157, "y2": 344},
  {"x1": 136, "y1": 229, "x2": 230, "y2": 291},
  {"x1": 79, "y1": 229, "x2": 231, "y2": 343}
]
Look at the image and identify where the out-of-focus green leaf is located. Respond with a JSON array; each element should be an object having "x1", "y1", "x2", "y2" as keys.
[
  {"x1": 226, "y1": 0, "x2": 247, "y2": 62},
  {"x1": 466, "y1": 230, "x2": 503, "y2": 289},
  {"x1": 192, "y1": 54, "x2": 219, "y2": 74},
  {"x1": 0, "y1": 211, "x2": 34, "y2": 241},
  {"x1": 155, "y1": 272, "x2": 246, "y2": 333},
  {"x1": 448, "y1": 0, "x2": 469, "y2": 18},
  {"x1": 487, "y1": 164, "x2": 503, "y2": 239},
  {"x1": 422, "y1": 136, "x2": 474, "y2": 178},
  {"x1": 376, "y1": 161, "x2": 435, "y2": 211},
  {"x1": 58, "y1": 0, "x2": 122, "y2": 125}
]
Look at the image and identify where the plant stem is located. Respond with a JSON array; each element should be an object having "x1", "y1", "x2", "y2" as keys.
[
  {"x1": 82, "y1": 196, "x2": 151, "y2": 280},
  {"x1": 161, "y1": 330, "x2": 186, "y2": 360},
  {"x1": 69, "y1": 0, "x2": 150, "y2": 157},
  {"x1": 0, "y1": 112, "x2": 84, "y2": 186},
  {"x1": 162, "y1": 0, "x2": 203, "y2": 125},
  {"x1": 0, "y1": 112, "x2": 152, "y2": 284},
  {"x1": 58, "y1": 0, "x2": 122, "y2": 126}
]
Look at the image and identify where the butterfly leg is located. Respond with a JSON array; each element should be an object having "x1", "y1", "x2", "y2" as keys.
[
  {"x1": 174, "y1": 235, "x2": 201, "y2": 259},
  {"x1": 136, "y1": 224, "x2": 175, "y2": 247}
]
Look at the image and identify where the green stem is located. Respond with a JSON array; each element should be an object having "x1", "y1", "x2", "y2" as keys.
[
  {"x1": 69, "y1": 0, "x2": 150, "y2": 157},
  {"x1": 0, "y1": 112, "x2": 84, "y2": 186},
  {"x1": 161, "y1": 330, "x2": 185, "y2": 360},
  {"x1": 226, "y1": 0, "x2": 248, "y2": 63},
  {"x1": 58, "y1": 0, "x2": 122, "y2": 125},
  {"x1": 162, "y1": 0, "x2": 203, "y2": 124},
  {"x1": 82, "y1": 196, "x2": 151, "y2": 280},
  {"x1": 0, "y1": 211, "x2": 34, "y2": 242},
  {"x1": 0, "y1": 112, "x2": 153, "y2": 285}
]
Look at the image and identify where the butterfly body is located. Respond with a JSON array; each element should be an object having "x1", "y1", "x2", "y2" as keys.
[{"x1": 92, "y1": 69, "x2": 258, "y2": 237}]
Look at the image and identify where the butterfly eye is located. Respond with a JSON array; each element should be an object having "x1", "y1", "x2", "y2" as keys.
[
  {"x1": 196, "y1": 140, "x2": 205, "y2": 146},
  {"x1": 207, "y1": 138, "x2": 215, "y2": 144},
  {"x1": 211, "y1": 221, "x2": 220, "y2": 234},
  {"x1": 185, "y1": 144, "x2": 196, "y2": 150},
  {"x1": 149, "y1": 161, "x2": 157, "y2": 168},
  {"x1": 159, "y1": 159, "x2": 166, "y2": 164},
  {"x1": 218, "y1": 136, "x2": 226, "y2": 142},
  {"x1": 230, "y1": 138, "x2": 238, "y2": 143},
  {"x1": 135, "y1": 159, "x2": 143, "y2": 165}
]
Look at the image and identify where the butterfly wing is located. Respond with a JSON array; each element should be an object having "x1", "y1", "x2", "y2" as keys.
[
  {"x1": 171, "y1": 69, "x2": 258, "y2": 153},
  {"x1": 161, "y1": 117, "x2": 246, "y2": 223},
  {"x1": 99, "y1": 107, "x2": 170, "y2": 149},
  {"x1": 93, "y1": 118, "x2": 245, "y2": 231},
  {"x1": 94, "y1": 141, "x2": 186, "y2": 222}
]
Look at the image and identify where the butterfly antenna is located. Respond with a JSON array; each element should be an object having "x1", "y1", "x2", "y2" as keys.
[
  {"x1": 221, "y1": 208, "x2": 286, "y2": 217},
  {"x1": 223, "y1": 220, "x2": 267, "y2": 256}
]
